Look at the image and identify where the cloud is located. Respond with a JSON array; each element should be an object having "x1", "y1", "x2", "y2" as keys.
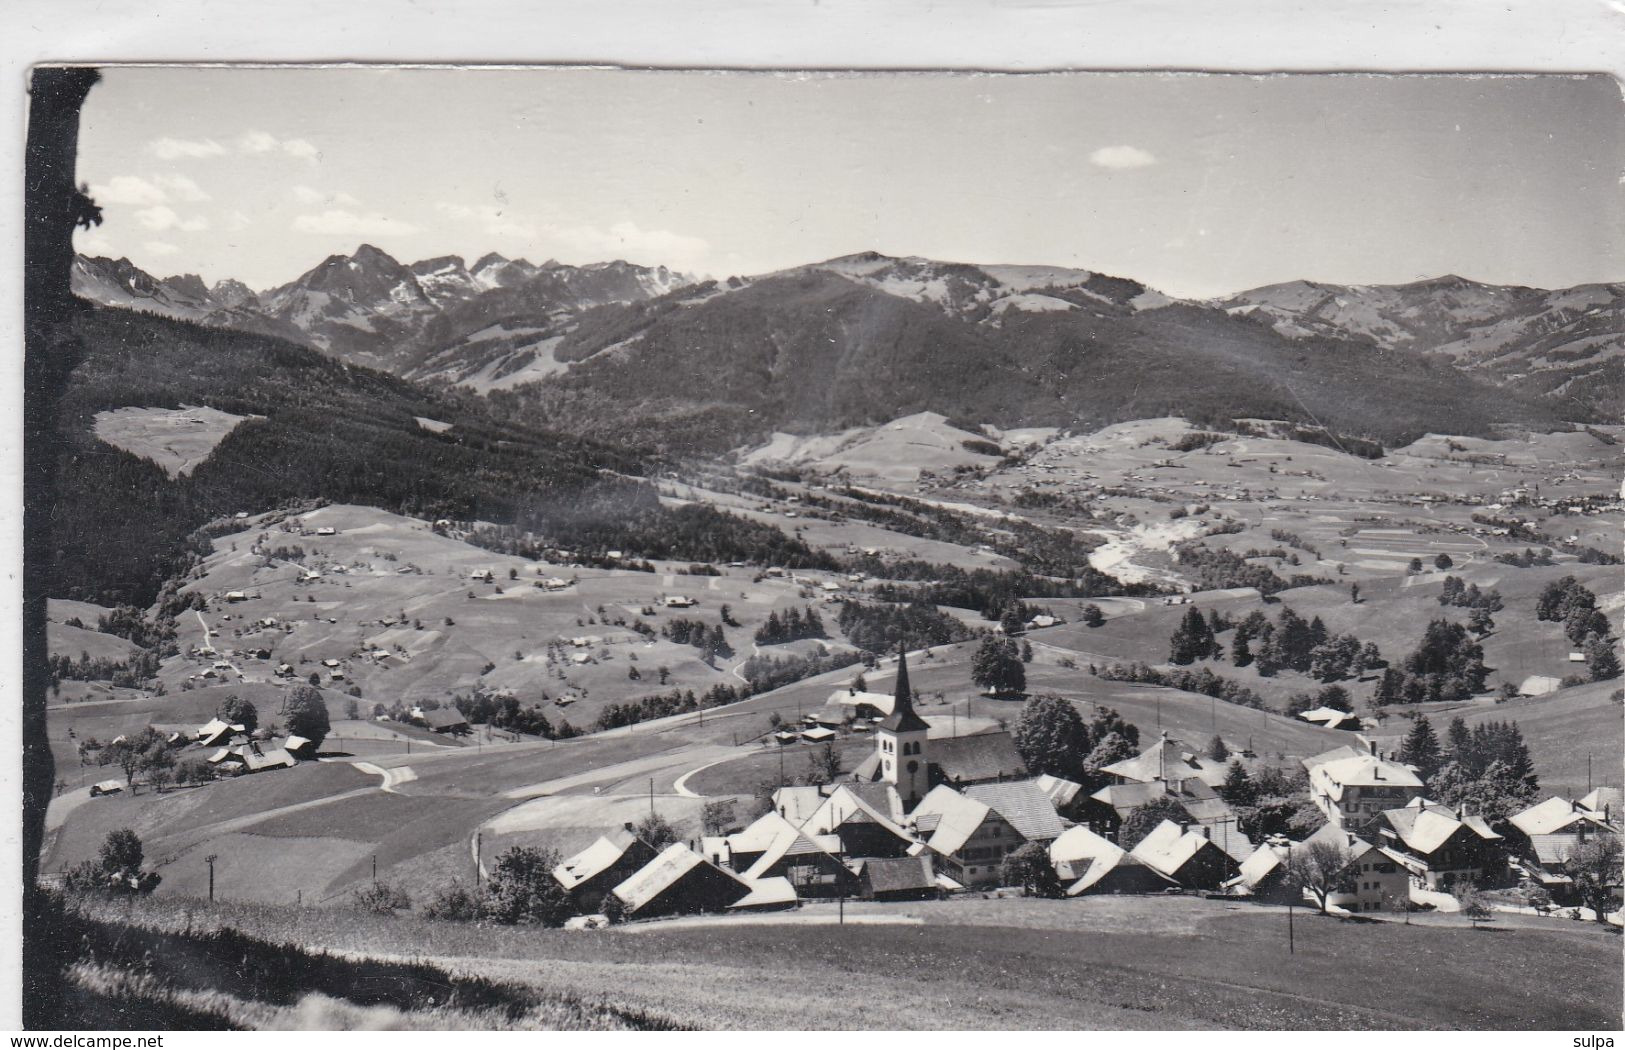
[
  {"x1": 155, "y1": 174, "x2": 211, "y2": 202},
  {"x1": 149, "y1": 137, "x2": 227, "y2": 160},
  {"x1": 554, "y1": 220, "x2": 710, "y2": 271},
  {"x1": 143, "y1": 241, "x2": 180, "y2": 257},
  {"x1": 90, "y1": 176, "x2": 169, "y2": 206},
  {"x1": 292, "y1": 210, "x2": 420, "y2": 237},
  {"x1": 239, "y1": 131, "x2": 320, "y2": 161},
  {"x1": 74, "y1": 229, "x2": 115, "y2": 255},
  {"x1": 226, "y1": 210, "x2": 254, "y2": 232},
  {"x1": 1089, "y1": 145, "x2": 1158, "y2": 170},
  {"x1": 134, "y1": 206, "x2": 208, "y2": 233},
  {"x1": 435, "y1": 202, "x2": 534, "y2": 238},
  {"x1": 293, "y1": 185, "x2": 360, "y2": 207}
]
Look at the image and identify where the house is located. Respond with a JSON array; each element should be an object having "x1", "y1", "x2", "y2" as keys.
[
  {"x1": 1298, "y1": 706, "x2": 1362, "y2": 731},
  {"x1": 856, "y1": 855, "x2": 941, "y2": 901},
  {"x1": 827, "y1": 689, "x2": 896, "y2": 721},
  {"x1": 1129, "y1": 820, "x2": 1240, "y2": 890},
  {"x1": 727, "y1": 814, "x2": 853, "y2": 897},
  {"x1": 552, "y1": 832, "x2": 660, "y2": 911},
  {"x1": 662, "y1": 595, "x2": 697, "y2": 608},
  {"x1": 1508, "y1": 796, "x2": 1620, "y2": 897},
  {"x1": 963, "y1": 780, "x2": 1067, "y2": 845},
  {"x1": 1050, "y1": 825, "x2": 1176, "y2": 896},
  {"x1": 469, "y1": 569, "x2": 494, "y2": 582},
  {"x1": 928, "y1": 731, "x2": 1027, "y2": 787},
  {"x1": 89, "y1": 780, "x2": 124, "y2": 798},
  {"x1": 224, "y1": 591, "x2": 249, "y2": 603},
  {"x1": 1084, "y1": 777, "x2": 1238, "y2": 844},
  {"x1": 800, "y1": 783, "x2": 916, "y2": 860},
  {"x1": 907, "y1": 785, "x2": 1025, "y2": 888},
  {"x1": 610, "y1": 843, "x2": 749, "y2": 919},
  {"x1": 1102, "y1": 733, "x2": 1230, "y2": 790},
  {"x1": 769, "y1": 784, "x2": 828, "y2": 827},
  {"x1": 416, "y1": 708, "x2": 470, "y2": 735},
  {"x1": 239, "y1": 746, "x2": 298, "y2": 773},
  {"x1": 1034, "y1": 774, "x2": 1086, "y2": 816},
  {"x1": 195, "y1": 718, "x2": 246, "y2": 748},
  {"x1": 1373, "y1": 799, "x2": 1505, "y2": 891},
  {"x1": 1306, "y1": 744, "x2": 1425, "y2": 831},
  {"x1": 1027, "y1": 614, "x2": 1059, "y2": 629},
  {"x1": 1569, "y1": 651, "x2": 1588, "y2": 663},
  {"x1": 315, "y1": 526, "x2": 336, "y2": 536},
  {"x1": 1519, "y1": 674, "x2": 1563, "y2": 697},
  {"x1": 1304, "y1": 823, "x2": 1411, "y2": 914},
  {"x1": 1228, "y1": 840, "x2": 1295, "y2": 902},
  {"x1": 801, "y1": 725, "x2": 838, "y2": 744},
  {"x1": 283, "y1": 735, "x2": 317, "y2": 758},
  {"x1": 541, "y1": 577, "x2": 571, "y2": 591}
]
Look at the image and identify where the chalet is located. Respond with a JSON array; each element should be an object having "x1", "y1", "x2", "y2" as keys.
[
  {"x1": 1228, "y1": 840, "x2": 1295, "y2": 902},
  {"x1": 827, "y1": 688, "x2": 896, "y2": 721},
  {"x1": 726, "y1": 814, "x2": 852, "y2": 897},
  {"x1": 928, "y1": 731, "x2": 1027, "y2": 787},
  {"x1": 315, "y1": 526, "x2": 336, "y2": 536},
  {"x1": 541, "y1": 577, "x2": 572, "y2": 591},
  {"x1": 1373, "y1": 799, "x2": 1504, "y2": 891},
  {"x1": 1298, "y1": 706, "x2": 1362, "y2": 731},
  {"x1": 469, "y1": 569, "x2": 494, "y2": 582},
  {"x1": 800, "y1": 725, "x2": 838, "y2": 744},
  {"x1": 1050, "y1": 825, "x2": 1176, "y2": 896},
  {"x1": 1102, "y1": 733, "x2": 1230, "y2": 790},
  {"x1": 415, "y1": 708, "x2": 470, "y2": 734},
  {"x1": 224, "y1": 591, "x2": 249, "y2": 603},
  {"x1": 1508, "y1": 796, "x2": 1620, "y2": 897},
  {"x1": 89, "y1": 781, "x2": 124, "y2": 798},
  {"x1": 1305, "y1": 823, "x2": 1411, "y2": 914},
  {"x1": 769, "y1": 784, "x2": 828, "y2": 827},
  {"x1": 553, "y1": 832, "x2": 660, "y2": 911},
  {"x1": 800, "y1": 783, "x2": 915, "y2": 859},
  {"x1": 610, "y1": 843, "x2": 749, "y2": 919},
  {"x1": 857, "y1": 855, "x2": 941, "y2": 901},
  {"x1": 663, "y1": 595, "x2": 698, "y2": 608},
  {"x1": 1129, "y1": 820, "x2": 1240, "y2": 890},
  {"x1": 1518, "y1": 675, "x2": 1562, "y2": 698},
  {"x1": 239, "y1": 746, "x2": 298, "y2": 773},
  {"x1": 907, "y1": 785, "x2": 1025, "y2": 888},
  {"x1": 283, "y1": 735, "x2": 317, "y2": 758},
  {"x1": 963, "y1": 779, "x2": 1066, "y2": 846},
  {"x1": 1035, "y1": 774, "x2": 1087, "y2": 816},
  {"x1": 1306, "y1": 745, "x2": 1425, "y2": 831},
  {"x1": 195, "y1": 718, "x2": 247, "y2": 748}
]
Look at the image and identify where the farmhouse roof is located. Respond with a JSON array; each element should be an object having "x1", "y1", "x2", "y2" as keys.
[
  {"x1": 1049, "y1": 825, "x2": 1123, "y2": 874},
  {"x1": 859, "y1": 855, "x2": 937, "y2": 895},
  {"x1": 1233, "y1": 842, "x2": 1291, "y2": 891},
  {"x1": 909, "y1": 785, "x2": 995, "y2": 856},
  {"x1": 1579, "y1": 787, "x2": 1623, "y2": 820},
  {"x1": 554, "y1": 832, "x2": 648, "y2": 892},
  {"x1": 1511, "y1": 797, "x2": 1605, "y2": 838},
  {"x1": 1298, "y1": 707, "x2": 1360, "y2": 729},
  {"x1": 727, "y1": 811, "x2": 803, "y2": 857},
  {"x1": 419, "y1": 708, "x2": 469, "y2": 730},
  {"x1": 772, "y1": 785, "x2": 827, "y2": 826},
  {"x1": 1302, "y1": 744, "x2": 1367, "y2": 772},
  {"x1": 931, "y1": 731, "x2": 1026, "y2": 784},
  {"x1": 611, "y1": 842, "x2": 747, "y2": 915},
  {"x1": 801, "y1": 726, "x2": 837, "y2": 743},
  {"x1": 1130, "y1": 820, "x2": 1224, "y2": 880},
  {"x1": 1381, "y1": 803, "x2": 1500, "y2": 856},
  {"x1": 1104, "y1": 734, "x2": 1228, "y2": 788},
  {"x1": 1034, "y1": 774, "x2": 1085, "y2": 809},
  {"x1": 829, "y1": 689, "x2": 896, "y2": 715},
  {"x1": 1310, "y1": 754, "x2": 1423, "y2": 801},
  {"x1": 878, "y1": 650, "x2": 929, "y2": 734},
  {"x1": 964, "y1": 779, "x2": 1066, "y2": 842},
  {"x1": 742, "y1": 822, "x2": 846, "y2": 882},
  {"x1": 240, "y1": 747, "x2": 297, "y2": 772},
  {"x1": 729, "y1": 876, "x2": 799, "y2": 910}
]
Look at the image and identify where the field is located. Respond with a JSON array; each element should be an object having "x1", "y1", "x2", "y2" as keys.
[
  {"x1": 91, "y1": 404, "x2": 260, "y2": 479},
  {"x1": 64, "y1": 892, "x2": 1623, "y2": 1030}
]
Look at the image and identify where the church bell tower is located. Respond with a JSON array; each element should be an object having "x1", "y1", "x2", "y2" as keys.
[{"x1": 876, "y1": 647, "x2": 930, "y2": 809}]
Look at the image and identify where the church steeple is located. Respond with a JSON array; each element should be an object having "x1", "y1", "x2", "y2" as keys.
[
  {"x1": 877, "y1": 646, "x2": 930, "y2": 809},
  {"x1": 880, "y1": 648, "x2": 929, "y2": 734}
]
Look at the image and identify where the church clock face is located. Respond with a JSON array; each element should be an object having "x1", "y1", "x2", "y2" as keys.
[{"x1": 906, "y1": 760, "x2": 918, "y2": 775}]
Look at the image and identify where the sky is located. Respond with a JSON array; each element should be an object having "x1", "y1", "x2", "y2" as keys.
[{"x1": 70, "y1": 67, "x2": 1625, "y2": 298}]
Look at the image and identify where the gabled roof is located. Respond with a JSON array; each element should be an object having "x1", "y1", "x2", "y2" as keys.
[
  {"x1": 909, "y1": 785, "x2": 995, "y2": 856},
  {"x1": 240, "y1": 747, "x2": 297, "y2": 772},
  {"x1": 727, "y1": 811, "x2": 803, "y2": 856},
  {"x1": 1103, "y1": 735, "x2": 1228, "y2": 788},
  {"x1": 553, "y1": 832, "x2": 648, "y2": 892},
  {"x1": 860, "y1": 855, "x2": 937, "y2": 894},
  {"x1": 1511, "y1": 797, "x2": 1602, "y2": 837},
  {"x1": 931, "y1": 732, "x2": 1026, "y2": 783},
  {"x1": 729, "y1": 876, "x2": 799, "y2": 909},
  {"x1": 1301, "y1": 744, "x2": 1367, "y2": 772},
  {"x1": 1130, "y1": 820, "x2": 1226, "y2": 879},
  {"x1": 964, "y1": 779, "x2": 1066, "y2": 842},
  {"x1": 1579, "y1": 787, "x2": 1623, "y2": 820},
  {"x1": 829, "y1": 689, "x2": 896, "y2": 714},
  {"x1": 1233, "y1": 842, "x2": 1290, "y2": 890},
  {"x1": 1299, "y1": 707, "x2": 1360, "y2": 730},
  {"x1": 611, "y1": 842, "x2": 746, "y2": 914},
  {"x1": 1035, "y1": 774, "x2": 1085, "y2": 809},
  {"x1": 1310, "y1": 754, "x2": 1423, "y2": 800},
  {"x1": 740, "y1": 819, "x2": 847, "y2": 881},
  {"x1": 1381, "y1": 803, "x2": 1500, "y2": 856},
  {"x1": 1049, "y1": 825, "x2": 1122, "y2": 868},
  {"x1": 771, "y1": 785, "x2": 827, "y2": 827},
  {"x1": 419, "y1": 707, "x2": 469, "y2": 729}
]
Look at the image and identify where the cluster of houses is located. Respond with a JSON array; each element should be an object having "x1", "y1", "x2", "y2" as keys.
[
  {"x1": 192, "y1": 716, "x2": 309, "y2": 775},
  {"x1": 542, "y1": 656, "x2": 1621, "y2": 924}
]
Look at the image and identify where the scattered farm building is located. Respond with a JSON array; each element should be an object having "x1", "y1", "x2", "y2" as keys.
[
  {"x1": 610, "y1": 843, "x2": 749, "y2": 919},
  {"x1": 554, "y1": 832, "x2": 661, "y2": 911}
]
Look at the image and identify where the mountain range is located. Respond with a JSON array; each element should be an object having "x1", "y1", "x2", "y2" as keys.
[{"x1": 72, "y1": 246, "x2": 1621, "y2": 452}]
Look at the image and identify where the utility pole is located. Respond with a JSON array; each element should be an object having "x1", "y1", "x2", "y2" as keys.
[
  {"x1": 372, "y1": 853, "x2": 377, "y2": 884},
  {"x1": 475, "y1": 830, "x2": 482, "y2": 888},
  {"x1": 205, "y1": 854, "x2": 218, "y2": 903},
  {"x1": 649, "y1": 777, "x2": 655, "y2": 817},
  {"x1": 1288, "y1": 901, "x2": 1295, "y2": 955}
]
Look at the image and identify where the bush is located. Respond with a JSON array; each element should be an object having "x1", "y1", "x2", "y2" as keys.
[
  {"x1": 483, "y1": 846, "x2": 573, "y2": 926},
  {"x1": 422, "y1": 879, "x2": 485, "y2": 921},
  {"x1": 353, "y1": 880, "x2": 412, "y2": 915}
]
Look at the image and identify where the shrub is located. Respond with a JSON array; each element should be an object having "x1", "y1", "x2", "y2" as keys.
[
  {"x1": 422, "y1": 879, "x2": 485, "y2": 921},
  {"x1": 353, "y1": 881, "x2": 412, "y2": 915}
]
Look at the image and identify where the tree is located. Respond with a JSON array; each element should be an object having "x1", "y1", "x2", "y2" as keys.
[
  {"x1": 1453, "y1": 880, "x2": 1493, "y2": 928},
  {"x1": 1586, "y1": 633, "x2": 1621, "y2": 681},
  {"x1": 1349, "y1": 582, "x2": 1360, "y2": 605},
  {"x1": 805, "y1": 741, "x2": 842, "y2": 786},
  {"x1": 482, "y1": 846, "x2": 573, "y2": 926},
  {"x1": 1012, "y1": 694, "x2": 1088, "y2": 781},
  {"x1": 1118, "y1": 796, "x2": 1188, "y2": 850},
  {"x1": 1537, "y1": 576, "x2": 1595, "y2": 623},
  {"x1": 1168, "y1": 606, "x2": 1217, "y2": 665},
  {"x1": 1467, "y1": 607, "x2": 1494, "y2": 638},
  {"x1": 1081, "y1": 604, "x2": 1105, "y2": 628},
  {"x1": 1397, "y1": 715, "x2": 1442, "y2": 782},
  {"x1": 1219, "y1": 759, "x2": 1256, "y2": 807},
  {"x1": 1566, "y1": 606, "x2": 1611, "y2": 648},
  {"x1": 1407, "y1": 557, "x2": 1424, "y2": 574},
  {"x1": 1434, "y1": 553, "x2": 1453, "y2": 570},
  {"x1": 1082, "y1": 732, "x2": 1137, "y2": 780},
  {"x1": 220, "y1": 694, "x2": 258, "y2": 734},
  {"x1": 701, "y1": 798, "x2": 737, "y2": 835},
  {"x1": 98, "y1": 828, "x2": 144, "y2": 878},
  {"x1": 1206, "y1": 734, "x2": 1229, "y2": 763},
  {"x1": 1020, "y1": 640, "x2": 1034, "y2": 663},
  {"x1": 1000, "y1": 842, "x2": 1061, "y2": 898},
  {"x1": 971, "y1": 636, "x2": 1025, "y2": 696},
  {"x1": 283, "y1": 684, "x2": 331, "y2": 748},
  {"x1": 635, "y1": 813, "x2": 679, "y2": 850},
  {"x1": 1284, "y1": 839, "x2": 1351, "y2": 913},
  {"x1": 1565, "y1": 835, "x2": 1623, "y2": 925}
]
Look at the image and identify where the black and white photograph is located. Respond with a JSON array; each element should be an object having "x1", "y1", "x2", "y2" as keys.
[{"x1": 11, "y1": 3, "x2": 1625, "y2": 1034}]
